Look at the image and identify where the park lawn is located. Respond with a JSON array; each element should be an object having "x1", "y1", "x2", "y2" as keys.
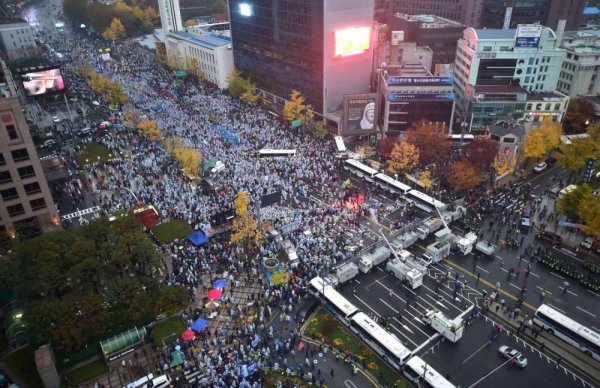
[
  {"x1": 152, "y1": 220, "x2": 193, "y2": 244},
  {"x1": 75, "y1": 142, "x2": 111, "y2": 165},
  {"x1": 3, "y1": 345, "x2": 43, "y2": 388},
  {"x1": 151, "y1": 317, "x2": 187, "y2": 347},
  {"x1": 305, "y1": 308, "x2": 407, "y2": 388},
  {"x1": 63, "y1": 359, "x2": 108, "y2": 386}
]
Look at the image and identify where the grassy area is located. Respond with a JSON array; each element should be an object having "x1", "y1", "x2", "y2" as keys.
[
  {"x1": 56, "y1": 343, "x2": 101, "y2": 371},
  {"x1": 75, "y1": 142, "x2": 112, "y2": 165},
  {"x1": 3, "y1": 346, "x2": 43, "y2": 388},
  {"x1": 305, "y1": 308, "x2": 407, "y2": 388},
  {"x1": 152, "y1": 220, "x2": 193, "y2": 244},
  {"x1": 151, "y1": 317, "x2": 186, "y2": 347},
  {"x1": 63, "y1": 359, "x2": 108, "y2": 386},
  {"x1": 262, "y1": 369, "x2": 310, "y2": 387}
]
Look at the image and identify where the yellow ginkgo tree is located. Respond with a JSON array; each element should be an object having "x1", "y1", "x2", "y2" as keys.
[{"x1": 230, "y1": 191, "x2": 264, "y2": 256}]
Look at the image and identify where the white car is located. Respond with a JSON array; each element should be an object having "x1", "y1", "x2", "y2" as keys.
[
  {"x1": 581, "y1": 236, "x2": 595, "y2": 249},
  {"x1": 52, "y1": 116, "x2": 61, "y2": 123},
  {"x1": 499, "y1": 346, "x2": 528, "y2": 367},
  {"x1": 534, "y1": 162, "x2": 547, "y2": 172}
]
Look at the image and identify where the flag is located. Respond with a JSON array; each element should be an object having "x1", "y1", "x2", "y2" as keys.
[
  {"x1": 298, "y1": 341, "x2": 304, "y2": 351},
  {"x1": 341, "y1": 178, "x2": 351, "y2": 189}
]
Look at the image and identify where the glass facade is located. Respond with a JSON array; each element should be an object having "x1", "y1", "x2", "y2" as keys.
[
  {"x1": 481, "y1": 0, "x2": 549, "y2": 28},
  {"x1": 229, "y1": 0, "x2": 324, "y2": 113},
  {"x1": 471, "y1": 100, "x2": 526, "y2": 130}
]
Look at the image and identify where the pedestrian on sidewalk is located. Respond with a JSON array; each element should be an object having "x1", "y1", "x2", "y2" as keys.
[{"x1": 330, "y1": 368, "x2": 334, "y2": 378}]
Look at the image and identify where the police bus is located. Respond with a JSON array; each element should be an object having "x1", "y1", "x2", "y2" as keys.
[
  {"x1": 309, "y1": 277, "x2": 359, "y2": 324},
  {"x1": 343, "y1": 159, "x2": 379, "y2": 182},
  {"x1": 374, "y1": 173, "x2": 411, "y2": 195},
  {"x1": 403, "y1": 356, "x2": 456, "y2": 388},
  {"x1": 407, "y1": 189, "x2": 447, "y2": 213},
  {"x1": 533, "y1": 304, "x2": 600, "y2": 360},
  {"x1": 349, "y1": 312, "x2": 412, "y2": 369},
  {"x1": 258, "y1": 149, "x2": 296, "y2": 158}
]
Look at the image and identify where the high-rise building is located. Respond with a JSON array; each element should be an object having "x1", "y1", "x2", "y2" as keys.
[
  {"x1": 0, "y1": 60, "x2": 59, "y2": 241},
  {"x1": 387, "y1": 14, "x2": 466, "y2": 71},
  {"x1": 391, "y1": 0, "x2": 483, "y2": 27},
  {"x1": 228, "y1": 0, "x2": 374, "y2": 132},
  {"x1": 557, "y1": 30, "x2": 600, "y2": 97},
  {"x1": 454, "y1": 26, "x2": 565, "y2": 130},
  {"x1": 158, "y1": 0, "x2": 183, "y2": 33},
  {"x1": 481, "y1": 0, "x2": 584, "y2": 30}
]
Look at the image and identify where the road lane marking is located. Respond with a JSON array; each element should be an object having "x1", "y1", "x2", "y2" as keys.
[
  {"x1": 536, "y1": 286, "x2": 553, "y2": 295},
  {"x1": 576, "y1": 306, "x2": 597, "y2": 318},
  {"x1": 552, "y1": 247, "x2": 584, "y2": 263},
  {"x1": 558, "y1": 287, "x2": 578, "y2": 297},
  {"x1": 364, "y1": 274, "x2": 389, "y2": 290},
  {"x1": 379, "y1": 297, "x2": 398, "y2": 313},
  {"x1": 462, "y1": 340, "x2": 492, "y2": 364},
  {"x1": 586, "y1": 289, "x2": 600, "y2": 297},
  {"x1": 476, "y1": 265, "x2": 489, "y2": 273},
  {"x1": 550, "y1": 272, "x2": 565, "y2": 280},
  {"x1": 547, "y1": 303, "x2": 565, "y2": 313},
  {"x1": 508, "y1": 283, "x2": 521, "y2": 291},
  {"x1": 533, "y1": 184, "x2": 540, "y2": 189},
  {"x1": 344, "y1": 380, "x2": 357, "y2": 388}
]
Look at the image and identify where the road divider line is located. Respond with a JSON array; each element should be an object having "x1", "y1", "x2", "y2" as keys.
[
  {"x1": 476, "y1": 265, "x2": 489, "y2": 274},
  {"x1": 576, "y1": 306, "x2": 597, "y2": 318},
  {"x1": 536, "y1": 286, "x2": 553, "y2": 295},
  {"x1": 550, "y1": 272, "x2": 565, "y2": 280}
]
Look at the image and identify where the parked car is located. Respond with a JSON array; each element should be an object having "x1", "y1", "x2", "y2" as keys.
[
  {"x1": 52, "y1": 116, "x2": 61, "y2": 123},
  {"x1": 581, "y1": 236, "x2": 595, "y2": 250},
  {"x1": 534, "y1": 162, "x2": 547, "y2": 172},
  {"x1": 545, "y1": 156, "x2": 557, "y2": 166},
  {"x1": 536, "y1": 230, "x2": 562, "y2": 245},
  {"x1": 499, "y1": 346, "x2": 528, "y2": 367},
  {"x1": 295, "y1": 296, "x2": 318, "y2": 323}
]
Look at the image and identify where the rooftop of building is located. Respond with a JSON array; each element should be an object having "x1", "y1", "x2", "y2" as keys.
[
  {"x1": 392, "y1": 13, "x2": 466, "y2": 28},
  {"x1": 474, "y1": 28, "x2": 518, "y2": 40},
  {"x1": 489, "y1": 120, "x2": 525, "y2": 138},
  {"x1": 562, "y1": 29, "x2": 600, "y2": 39},
  {"x1": 168, "y1": 31, "x2": 231, "y2": 49},
  {"x1": 474, "y1": 85, "x2": 527, "y2": 94},
  {"x1": 385, "y1": 63, "x2": 431, "y2": 77},
  {"x1": 526, "y1": 91, "x2": 568, "y2": 101}
]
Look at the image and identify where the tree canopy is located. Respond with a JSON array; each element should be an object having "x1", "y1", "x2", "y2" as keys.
[
  {"x1": 564, "y1": 98, "x2": 595, "y2": 133},
  {"x1": 405, "y1": 121, "x2": 451, "y2": 166},
  {"x1": 447, "y1": 161, "x2": 480, "y2": 193},
  {"x1": 0, "y1": 217, "x2": 187, "y2": 351},
  {"x1": 387, "y1": 141, "x2": 419, "y2": 174}
]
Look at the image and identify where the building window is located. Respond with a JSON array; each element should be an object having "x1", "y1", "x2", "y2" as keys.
[
  {"x1": 526, "y1": 103, "x2": 532, "y2": 110},
  {"x1": 0, "y1": 187, "x2": 18, "y2": 200},
  {"x1": 5, "y1": 124, "x2": 18, "y2": 140},
  {"x1": 545, "y1": 103, "x2": 551, "y2": 110},
  {"x1": 29, "y1": 198, "x2": 46, "y2": 211},
  {"x1": 0, "y1": 154, "x2": 4, "y2": 166},
  {"x1": 7, "y1": 204, "x2": 24, "y2": 217},
  {"x1": 23, "y1": 182, "x2": 41, "y2": 195},
  {"x1": 11, "y1": 148, "x2": 29, "y2": 162},
  {"x1": 482, "y1": 46, "x2": 492, "y2": 52},
  {"x1": 0, "y1": 170, "x2": 11, "y2": 183},
  {"x1": 536, "y1": 103, "x2": 542, "y2": 110},
  {"x1": 17, "y1": 165, "x2": 35, "y2": 179}
]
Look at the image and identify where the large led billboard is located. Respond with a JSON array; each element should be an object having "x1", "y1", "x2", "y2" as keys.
[
  {"x1": 343, "y1": 94, "x2": 377, "y2": 135},
  {"x1": 20, "y1": 67, "x2": 65, "y2": 97},
  {"x1": 335, "y1": 27, "x2": 370, "y2": 57}
]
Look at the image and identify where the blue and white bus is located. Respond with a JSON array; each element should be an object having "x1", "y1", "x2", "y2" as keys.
[
  {"x1": 374, "y1": 173, "x2": 411, "y2": 195},
  {"x1": 533, "y1": 304, "x2": 600, "y2": 360},
  {"x1": 408, "y1": 189, "x2": 447, "y2": 213},
  {"x1": 403, "y1": 356, "x2": 456, "y2": 388},
  {"x1": 344, "y1": 159, "x2": 379, "y2": 182}
]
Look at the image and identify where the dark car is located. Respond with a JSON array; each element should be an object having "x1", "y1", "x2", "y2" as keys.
[
  {"x1": 536, "y1": 230, "x2": 562, "y2": 245},
  {"x1": 295, "y1": 296, "x2": 318, "y2": 323},
  {"x1": 545, "y1": 157, "x2": 557, "y2": 166}
]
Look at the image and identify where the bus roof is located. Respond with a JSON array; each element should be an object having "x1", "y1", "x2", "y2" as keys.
[
  {"x1": 351, "y1": 312, "x2": 411, "y2": 359},
  {"x1": 405, "y1": 357, "x2": 456, "y2": 388},
  {"x1": 334, "y1": 136, "x2": 347, "y2": 152},
  {"x1": 375, "y1": 173, "x2": 411, "y2": 193},
  {"x1": 409, "y1": 189, "x2": 446, "y2": 209},
  {"x1": 536, "y1": 304, "x2": 600, "y2": 344},
  {"x1": 345, "y1": 159, "x2": 379, "y2": 175}
]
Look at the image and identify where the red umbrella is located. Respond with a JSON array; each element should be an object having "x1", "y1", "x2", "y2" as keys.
[
  {"x1": 181, "y1": 329, "x2": 195, "y2": 341},
  {"x1": 207, "y1": 288, "x2": 222, "y2": 300}
]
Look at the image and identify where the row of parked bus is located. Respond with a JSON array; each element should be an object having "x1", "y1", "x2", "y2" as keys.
[
  {"x1": 343, "y1": 159, "x2": 446, "y2": 212},
  {"x1": 309, "y1": 277, "x2": 456, "y2": 388}
]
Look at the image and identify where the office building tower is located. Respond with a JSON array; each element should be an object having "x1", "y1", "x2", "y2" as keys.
[
  {"x1": 391, "y1": 0, "x2": 483, "y2": 27},
  {"x1": 158, "y1": 0, "x2": 183, "y2": 33}
]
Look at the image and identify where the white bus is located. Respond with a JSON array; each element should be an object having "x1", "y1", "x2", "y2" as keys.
[
  {"x1": 349, "y1": 312, "x2": 412, "y2": 369},
  {"x1": 448, "y1": 134, "x2": 475, "y2": 143},
  {"x1": 309, "y1": 277, "x2": 360, "y2": 324},
  {"x1": 408, "y1": 189, "x2": 447, "y2": 213},
  {"x1": 533, "y1": 304, "x2": 600, "y2": 360},
  {"x1": 403, "y1": 356, "x2": 456, "y2": 388},
  {"x1": 558, "y1": 184, "x2": 577, "y2": 199},
  {"x1": 258, "y1": 149, "x2": 296, "y2": 158},
  {"x1": 374, "y1": 173, "x2": 411, "y2": 195},
  {"x1": 334, "y1": 136, "x2": 347, "y2": 153},
  {"x1": 344, "y1": 159, "x2": 379, "y2": 182}
]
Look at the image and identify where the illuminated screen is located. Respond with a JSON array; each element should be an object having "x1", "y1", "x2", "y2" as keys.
[
  {"x1": 20, "y1": 68, "x2": 65, "y2": 97},
  {"x1": 239, "y1": 3, "x2": 253, "y2": 17},
  {"x1": 335, "y1": 27, "x2": 370, "y2": 57}
]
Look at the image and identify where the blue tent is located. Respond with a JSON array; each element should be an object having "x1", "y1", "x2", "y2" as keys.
[
  {"x1": 188, "y1": 231, "x2": 209, "y2": 246},
  {"x1": 191, "y1": 318, "x2": 208, "y2": 332}
]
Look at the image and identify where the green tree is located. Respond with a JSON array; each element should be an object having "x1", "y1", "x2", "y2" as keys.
[
  {"x1": 154, "y1": 285, "x2": 189, "y2": 315},
  {"x1": 227, "y1": 68, "x2": 249, "y2": 98},
  {"x1": 105, "y1": 80, "x2": 129, "y2": 106},
  {"x1": 579, "y1": 197, "x2": 600, "y2": 240},
  {"x1": 556, "y1": 138, "x2": 595, "y2": 173}
]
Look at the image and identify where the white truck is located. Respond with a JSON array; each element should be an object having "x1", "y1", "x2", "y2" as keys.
[
  {"x1": 416, "y1": 217, "x2": 445, "y2": 240},
  {"x1": 386, "y1": 257, "x2": 423, "y2": 289},
  {"x1": 390, "y1": 231, "x2": 419, "y2": 250},
  {"x1": 334, "y1": 262, "x2": 359, "y2": 284},
  {"x1": 422, "y1": 309, "x2": 464, "y2": 343},
  {"x1": 279, "y1": 239, "x2": 300, "y2": 268},
  {"x1": 475, "y1": 240, "x2": 495, "y2": 257},
  {"x1": 425, "y1": 239, "x2": 451, "y2": 263},
  {"x1": 358, "y1": 246, "x2": 391, "y2": 273},
  {"x1": 452, "y1": 232, "x2": 478, "y2": 256}
]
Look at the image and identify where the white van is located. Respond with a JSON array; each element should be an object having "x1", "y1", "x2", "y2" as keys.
[{"x1": 147, "y1": 374, "x2": 170, "y2": 388}]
